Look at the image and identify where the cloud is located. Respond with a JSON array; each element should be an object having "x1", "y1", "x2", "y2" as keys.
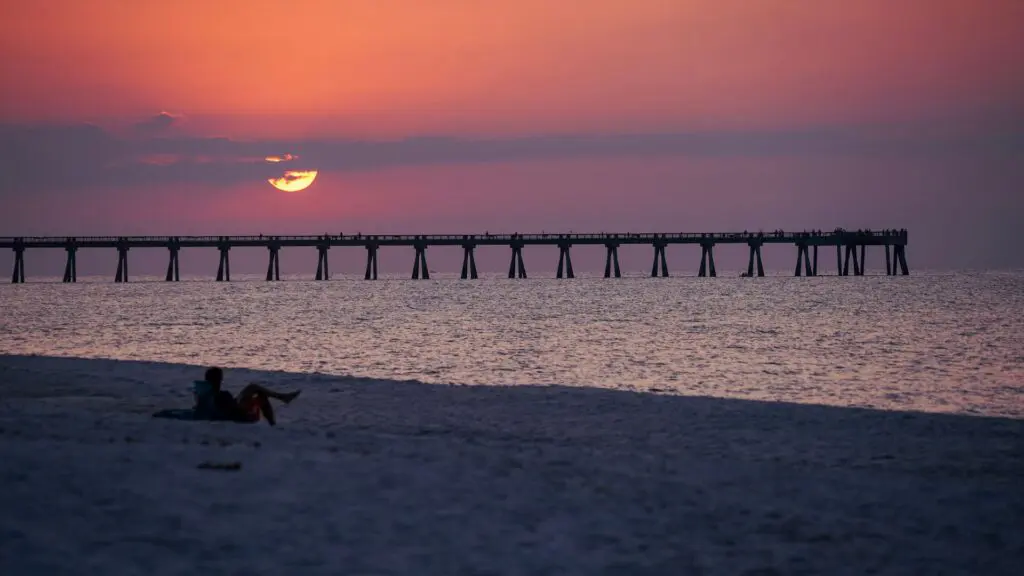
[
  {"x1": 1, "y1": 115, "x2": 1021, "y2": 199},
  {"x1": 265, "y1": 153, "x2": 298, "y2": 163},
  {"x1": 132, "y1": 111, "x2": 182, "y2": 136}
]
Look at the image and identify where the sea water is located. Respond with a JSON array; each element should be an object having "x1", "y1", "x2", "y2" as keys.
[{"x1": 1, "y1": 271, "x2": 1022, "y2": 417}]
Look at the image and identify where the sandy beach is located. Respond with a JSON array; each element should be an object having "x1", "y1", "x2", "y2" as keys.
[{"x1": 0, "y1": 354, "x2": 1021, "y2": 575}]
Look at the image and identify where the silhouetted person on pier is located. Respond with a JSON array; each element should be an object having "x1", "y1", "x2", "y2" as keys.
[{"x1": 200, "y1": 367, "x2": 300, "y2": 426}]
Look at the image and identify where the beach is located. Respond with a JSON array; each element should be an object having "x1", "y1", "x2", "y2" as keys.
[{"x1": 1, "y1": 354, "x2": 1021, "y2": 575}]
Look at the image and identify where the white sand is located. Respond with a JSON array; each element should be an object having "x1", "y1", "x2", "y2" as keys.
[{"x1": 0, "y1": 354, "x2": 1021, "y2": 575}]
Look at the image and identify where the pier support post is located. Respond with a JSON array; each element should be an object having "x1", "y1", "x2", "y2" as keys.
[
  {"x1": 795, "y1": 244, "x2": 813, "y2": 277},
  {"x1": 859, "y1": 245, "x2": 866, "y2": 276},
  {"x1": 411, "y1": 243, "x2": 429, "y2": 280},
  {"x1": 813, "y1": 245, "x2": 819, "y2": 276},
  {"x1": 843, "y1": 245, "x2": 861, "y2": 277},
  {"x1": 11, "y1": 246, "x2": 25, "y2": 284},
  {"x1": 698, "y1": 243, "x2": 717, "y2": 277},
  {"x1": 508, "y1": 243, "x2": 527, "y2": 278},
  {"x1": 885, "y1": 245, "x2": 892, "y2": 276},
  {"x1": 315, "y1": 245, "x2": 329, "y2": 281},
  {"x1": 556, "y1": 243, "x2": 574, "y2": 278},
  {"x1": 650, "y1": 241, "x2": 669, "y2": 277},
  {"x1": 166, "y1": 246, "x2": 181, "y2": 282},
  {"x1": 364, "y1": 245, "x2": 378, "y2": 280},
  {"x1": 114, "y1": 245, "x2": 129, "y2": 283},
  {"x1": 266, "y1": 246, "x2": 280, "y2": 281},
  {"x1": 746, "y1": 242, "x2": 764, "y2": 277},
  {"x1": 894, "y1": 245, "x2": 910, "y2": 275},
  {"x1": 63, "y1": 245, "x2": 78, "y2": 283},
  {"x1": 460, "y1": 244, "x2": 478, "y2": 280},
  {"x1": 216, "y1": 246, "x2": 231, "y2": 282},
  {"x1": 836, "y1": 245, "x2": 842, "y2": 276},
  {"x1": 604, "y1": 243, "x2": 621, "y2": 278}
]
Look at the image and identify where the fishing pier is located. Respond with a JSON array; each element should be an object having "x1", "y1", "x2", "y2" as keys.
[{"x1": 2, "y1": 229, "x2": 908, "y2": 283}]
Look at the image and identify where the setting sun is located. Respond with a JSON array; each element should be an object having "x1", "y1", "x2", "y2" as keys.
[{"x1": 268, "y1": 170, "x2": 318, "y2": 192}]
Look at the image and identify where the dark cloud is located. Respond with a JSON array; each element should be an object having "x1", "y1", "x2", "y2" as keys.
[
  {"x1": 132, "y1": 111, "x2": 181, "y2": 136},
  {"x1": 1, "y1": 117, "x2": 1021, "y2": 198},
  {"x1": 0, "y1": 123, "x2": 125, "y2": 190}
]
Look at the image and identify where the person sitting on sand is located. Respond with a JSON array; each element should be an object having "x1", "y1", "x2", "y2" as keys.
[{"x1": 201, "y1": 367, "x2": 300, "y2": 426}]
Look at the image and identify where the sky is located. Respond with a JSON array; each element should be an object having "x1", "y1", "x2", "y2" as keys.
[{"x1": 1, "y1": 0, "x2": 1022, "y2": 275}]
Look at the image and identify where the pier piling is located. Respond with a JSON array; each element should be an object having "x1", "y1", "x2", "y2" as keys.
[
  {"x1": 266, "y1": 245, "x2": 280, "y2": 281},
  {"x1": 114, "y1": 244, "x2": 129, "y2": 283},
  {"x1": 460, "y1": 244, "x2": 478, "y2": 279},
  {"x1": 651, "y1": 241, "x2": 669, "y2": 277},
  {"x1": 556, "y1": 242, "x2": 574, "y2": 278},
  {"x1": 604, "y1": 243, "x2": 621, "y2": 278},
  {"x1": 215, "y1": 245, "x2": 231, "y2": 282},
  {"x1": 894, "y1": 245, "x2": 910, "y2": 275},
  {"x1": 795, "y1": 244, "x2": 814, "y2": 276},
  {"x1": 63, "y1": 244, "x2": 78, "y2": 283},
  {"x1": 698, "y1": 243, "x2": 717, "y2": 277},
  {"x1": 166, "y1": 245, "x2": 180, "y2": 282},
  {"x1": 315, "y1": 245, "x2": 329, "y2": 281},
  {"x1": 508, "y1": 242, "x2": 527, "y2": 279},
  {"x1": 746, "y1": 242, "x2": 765, "y2": 277},
  {"x1": 364, "y1": 245, "x2": 378, "y2": 280},
  {"x1": 843, "y1": 245, "x2": 859, "y2": 277},
  {"x1": 11, "y1": 246, "x2": 25, "y2": 284},
  {"x1": 411, "y1": 243, "x2": 429, "y2": 280}
]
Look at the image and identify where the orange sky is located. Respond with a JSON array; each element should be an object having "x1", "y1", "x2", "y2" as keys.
[{"x1": 2, "y1": 0, "x2": 1021, "y2": 137}]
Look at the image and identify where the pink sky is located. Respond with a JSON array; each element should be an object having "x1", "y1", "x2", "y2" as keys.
[{"x1": 1, "y1": 0, "x2": 1022, "y2": 272}]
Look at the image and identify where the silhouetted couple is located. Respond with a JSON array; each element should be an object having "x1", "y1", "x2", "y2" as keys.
[{"x1": 197, "y1": 367, "x2": 300, "y2": 426}]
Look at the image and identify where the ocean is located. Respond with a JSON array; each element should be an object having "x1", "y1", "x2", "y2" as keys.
[{"x1": 3, "y1": 270, "x2": 1022, "y2": 417}]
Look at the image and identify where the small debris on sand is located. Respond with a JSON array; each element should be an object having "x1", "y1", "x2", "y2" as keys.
[{"x1": 197, "y1": 461, "x2": 242, "y2": 471}]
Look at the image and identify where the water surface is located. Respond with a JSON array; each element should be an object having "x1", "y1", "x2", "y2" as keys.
[{"x1": 2, "y1": 272, "x2": 1022, "y2": 417}]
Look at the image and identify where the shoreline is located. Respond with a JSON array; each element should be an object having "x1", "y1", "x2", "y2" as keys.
[{"x1": 1, "y1": 354, "x2": 1022, "y2": 574}]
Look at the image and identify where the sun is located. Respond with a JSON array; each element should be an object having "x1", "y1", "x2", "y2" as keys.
[{"x1": 268, "y1": 170, "x2": 318, "y2": 192}]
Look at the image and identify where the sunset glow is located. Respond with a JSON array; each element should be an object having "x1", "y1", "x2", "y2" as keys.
[
  {"x1": 2, "y1": 1, "x2": 1021, "y2": 137},
  {"x1": 0, "y1": 0, "x2": 1021, "y2": 268}
]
